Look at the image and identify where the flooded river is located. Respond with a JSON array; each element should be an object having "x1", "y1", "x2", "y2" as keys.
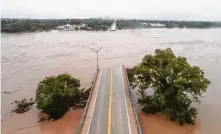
[{"x1": 1, "y1": 28, "x2": 221, "y2": 134}]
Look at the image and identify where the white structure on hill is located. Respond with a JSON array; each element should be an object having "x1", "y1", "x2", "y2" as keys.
[
  {"x1": 57, "y1": 23, "x2": 88, "y2": 31},
  {"x1": 149, "y1": 23, "x2": 165, "y2": 28},
  {"x1": 110, "y1": 21, "x2": 117, "y2": 31},
  {"x1": 57, "y1": 24, "x2": 74, "y2": 31}
]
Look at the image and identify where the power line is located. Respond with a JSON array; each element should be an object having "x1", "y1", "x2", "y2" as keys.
[
  {"x1": 72, "y1": 43, "x2": 148, "y2": 61},
  {"x1": 99, "y1": 50, "x2": 148, "y2": 61},
  {"x1": 78, "y1": 44, "x2": 103, "y2": 72},
  {"x1": 71, "y1": 48, "x2": 148, "y2": 62}
]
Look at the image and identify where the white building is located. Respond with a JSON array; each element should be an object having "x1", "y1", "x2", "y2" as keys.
[
  {"x1": 57, "y1": 25, "x2": 65, "y2": 30},
  {"x1": 64, "y1": 24, "x2": 73, "y2": 30},
  {"x1": 149, "y1": 23, "x2": 165, "y2": 28},
  {"x1": 57, "y1": 23, "x2": 89, "y2": 31},
  {"x1": 80, "y1": 23, "x2": 87, "y2": 27},
  {"x1": 57, "y1": 24, "x2": 74, "y2": 31}
]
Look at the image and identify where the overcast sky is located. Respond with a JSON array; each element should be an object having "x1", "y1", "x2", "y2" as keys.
[{"x1": 1, "y1": 0, "x2": 221, "y2": 21}]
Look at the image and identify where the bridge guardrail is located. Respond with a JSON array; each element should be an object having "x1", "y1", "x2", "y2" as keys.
[
  {"x1": 76, "y1": 71, "x2": 98, "y2": 134},
  {"x1": 124, "y1": 67, "x2": 143, "y2": 134}
]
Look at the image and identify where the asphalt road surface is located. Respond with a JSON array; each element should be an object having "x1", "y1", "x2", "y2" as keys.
[{"x1": 88, "y1": 67, "x2": 130, "y2": 134}]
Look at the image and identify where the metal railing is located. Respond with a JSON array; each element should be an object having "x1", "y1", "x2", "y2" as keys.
[
  {"x1": 76, "y1": 71, "x2": 99, "y2": 134},
  {"x1": 124, "y1": 67, "x2": 143, "y2": 134}
]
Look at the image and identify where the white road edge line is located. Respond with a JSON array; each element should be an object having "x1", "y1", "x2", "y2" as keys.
[
  {"x1": 120, "y1": 65, "x2": 132, "y2": 134},
  {"x1": 87, "y1": 69, "x2": 103, "y2": 134}
]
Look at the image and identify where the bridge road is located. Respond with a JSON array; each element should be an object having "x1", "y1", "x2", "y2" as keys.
[
  {"x1": 87, "y1": 67, "x2": 130, "y2": 134},
  {"x1": 88, "y1": 68, "x2": 110, "y2": 134},
  {"x1": 81, "y1": 66, "x2": 139, "y2": 134},
  {"x1": 112, "y1": 67, "x2": 130, "y2": 134}
]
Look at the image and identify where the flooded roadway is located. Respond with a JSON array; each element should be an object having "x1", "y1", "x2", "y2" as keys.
[{"x1": 1, "y1": 28, "x2": 221, "y2": 134}]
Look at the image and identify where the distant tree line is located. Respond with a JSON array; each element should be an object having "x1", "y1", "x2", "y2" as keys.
[
  {"x1": 117, "y1": 19, "x2": 221, "y2": 29},
  {"x1": 1, "y1": 18, "x2": 221, "y2": 33},
  {"x1": 1, "y1": 18, "x2": 113, "y2": 33}
]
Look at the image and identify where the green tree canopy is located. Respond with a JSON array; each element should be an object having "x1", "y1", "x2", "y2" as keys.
[
  {"x1": 35, "y1": 73, "x2": 83, "y2": 119},
  {"x1": 129, "y1": 48, "x2": 210, "y2": 125}
]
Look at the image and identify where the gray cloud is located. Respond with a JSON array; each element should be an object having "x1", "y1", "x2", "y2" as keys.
[{"x1": 1, "y1": 0, "x2": 221, "y2": 21}]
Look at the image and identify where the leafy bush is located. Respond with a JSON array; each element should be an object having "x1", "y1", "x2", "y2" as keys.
[
  {"x1": 35, "y1": 73, "x2": 83, "y2": 119},
  {"x1": 129, "y1": 48, "x2": 210, "y2": 125}
]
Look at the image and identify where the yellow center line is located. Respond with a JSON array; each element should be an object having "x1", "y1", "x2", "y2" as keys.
[{"x1": 108, "y1": 68, "x2": 112, "y2": 134}]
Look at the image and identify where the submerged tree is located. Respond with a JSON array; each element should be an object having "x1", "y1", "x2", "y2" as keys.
[
  {"x1": 130, "y1": 48, "x2": 210, "y2": 125},
  {"x1": 12, "y1": 98, "x2": 35, "y2": 113},
  {"x1": 35, "y1": 73, "x2": 84, "y2": 119}
]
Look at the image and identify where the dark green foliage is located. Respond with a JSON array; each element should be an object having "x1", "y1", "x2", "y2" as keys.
[
  {"x1": 129, "y1": 48, "x2": 210, "y2": 125},
  {"x1": 94, "y1": 25, "x2": 109, "y2": 31},
  {"x1": 1, "y1": 18, "x2": 113, "y2": 32},
  {"x1": 126, "y1": 68, "x2": 135, "y2": 86},
  {"x1": 117, "y1": 20, "x2": 221, "y2": 29},
  {"x1": 116, "y1": 19, "x2": 143, "y2": 29},
  {"x1": 35, "y1": 73, "x2": 85, "y2": 119},
  {"x1": 1, "y1": 19, "x2": 42, "y2": 33}
]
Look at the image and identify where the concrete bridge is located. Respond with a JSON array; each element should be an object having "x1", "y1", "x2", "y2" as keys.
[{"x1": 78, "y1": 66, "x2": 142, "y2": 134}]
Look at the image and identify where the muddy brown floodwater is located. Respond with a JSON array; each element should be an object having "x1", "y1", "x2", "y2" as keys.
[
  {"x1": 2, "y1": 107, "x2": 83, "y2": 134},
  {"x1": 1, "y1": 29, "x2": 221, "y2": 134}
]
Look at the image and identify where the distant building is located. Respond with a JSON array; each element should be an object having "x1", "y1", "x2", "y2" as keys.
[
  {"x1": 73, "y1": 23, "x2": 88, "y2": 30},
  {"x1": 64, "y1": 24, "x2": 73, "y2": 30},
  {"x1": 57, "y1": 23, "x2": 90, "y2": 31},
  {"x1": 57, "y1": 24, "x2": 74, "y2": 31},
  {"x1": 149, "y1": 23, "x2": 165, "y2": 28},
  {"x1": 80, "y1": 23, "x2": 87, "y2": 27},
  {"x1": 140, "y1": 22, "x2": 165, "y2": 28},
  {"x1": 140, "y1": 23, "x2": 149, "y2": 25},
  {"x1": 57, "y1": 25, "x2": 65, "y2": 30}
]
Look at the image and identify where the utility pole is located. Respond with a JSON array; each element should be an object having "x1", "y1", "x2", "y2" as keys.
[
  {"x1": 79, "y1": 44, "x2": 103, "y2": 72},
  {"x1": 95, "y1": 47, "x2": 103, "y2": 72}
]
